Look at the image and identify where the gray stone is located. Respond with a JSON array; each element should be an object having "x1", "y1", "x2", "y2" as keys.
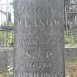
[
  {"x1": 65, "y1": 48, "x2": 77, "y2": 59},
  {"x1": 14, "y1": 0, "x2": 65, "y2": 77},
  {"x1": 0, "y1": 47, "x2": 13, "y2": 71}
]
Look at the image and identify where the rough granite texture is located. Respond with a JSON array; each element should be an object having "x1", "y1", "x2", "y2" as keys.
[
  {"x1": 0, "y1": 47, "x2": 13, "y2": 70},
  {"x1": 14, "y1": 0, "x2": 65, "y2": 77},
  {"x1": 0, "y1": 48, "x2": 77, "y2": 71}
]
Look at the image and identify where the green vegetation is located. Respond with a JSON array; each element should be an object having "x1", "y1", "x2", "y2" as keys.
[
  {"x1": 0, "y1": 66, "x2": 13, "y2": 77},
  {"x1": 64, "y1": 28, "x2": 77, "y2": 46},
  {"x1": 0, "y1": 22, "x2": 14, "y2": 47},
  {"x1": 0, "y1": 26, "x2": 77, "y2": 47},
  {"x1": 0, "y1": 31, "x2": 13, "y2": 46}
]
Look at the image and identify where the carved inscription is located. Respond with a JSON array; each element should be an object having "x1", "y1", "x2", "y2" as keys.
[
  {"x1": 14, "y1": 73, "x2": 51, "y2": 77},
  {"x1": 17, "y1": 19, "x2": 60, "y2": 27},
  {"x1": 14, "y1": 0, "x2": 64, "y2": 76},
  {"x1": 14, "y1": 72, "x2": 64, "y2": 77},
  {"x1": 23, "y1": 62, "x2": 52, "y2": 71}
]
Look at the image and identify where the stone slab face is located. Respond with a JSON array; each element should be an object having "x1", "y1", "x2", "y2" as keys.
[
  {"x1": 0, "y1": 48, "x2": 13, "y2": 71},
  {"x1": 14, "y1": 0, "x2": 65, "y2": 77}
]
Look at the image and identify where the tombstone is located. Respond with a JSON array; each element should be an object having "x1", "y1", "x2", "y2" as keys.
[
  {"x1": 0, "y1": 49, "x2": 8, "y2": 71},
  {"x1": 14, "y1": 0, "x2": 65, "y2": 77}
]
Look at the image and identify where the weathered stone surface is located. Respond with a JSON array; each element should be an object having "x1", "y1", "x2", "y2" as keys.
[
  {"x1": 65, "y1": 48, "x2": 77, "y2": 59},
  {"x1": 0, "y1": 47, "x2": 13, "y2": 71},
  {"x1": 14, "y1": 0, "x2": 65, "y2": 77}
]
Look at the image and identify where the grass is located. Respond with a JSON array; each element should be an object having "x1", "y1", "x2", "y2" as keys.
[
  {"x1": 64, "y1": 28, "x2": 77, "y2": 46},
  {"x1": 0, "y1": 24, "x2": 77, "y2": 46},
  {"x1": 0, "y1": 30, "x2": 13, "y2": 46},
  {"x1": 0, "y1": 66, "x2": 13, "y2": 77},
  {"x1": 0, "y1": 59, "x2": 76, "y2": 77},
  {"x1": 0, "y1": 22, "x2": 14, "y2": 46},
  {"x1": 66, "y1": 58, "x2": 77, "y2": 77}
]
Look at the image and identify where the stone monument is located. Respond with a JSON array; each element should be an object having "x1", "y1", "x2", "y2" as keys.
[{"x1": 14, "y1": 0, "x2": 65, "y2": 77}]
